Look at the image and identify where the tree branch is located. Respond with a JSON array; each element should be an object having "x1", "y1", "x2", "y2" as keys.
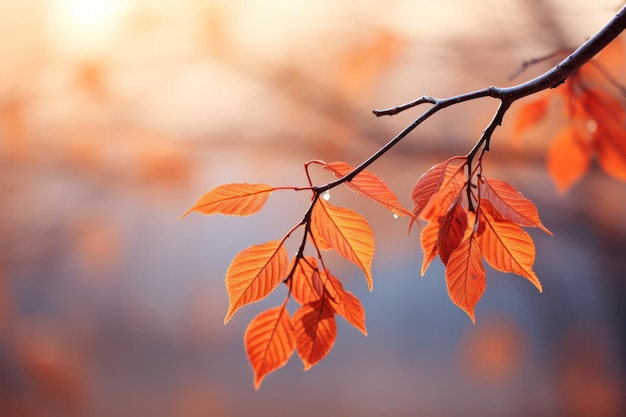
[{"x1": 321, "y1": 5, "x2": 625, "y2": 194}]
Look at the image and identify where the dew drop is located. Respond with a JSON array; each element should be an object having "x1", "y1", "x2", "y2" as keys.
[
  {"x1": 322, "y1": 191, "x2": 331, "y2": 201},
  {"x1": 393, "y1": 213, "x2": 399, "y2": 219},
  {"x1": 587, "y1": 119, "x2": 597, "y2": 132}
]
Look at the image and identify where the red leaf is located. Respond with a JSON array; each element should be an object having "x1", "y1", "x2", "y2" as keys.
[
  {"x1": 579, "y1": 37, "x2": 626, "y2": 88},
  {"x1": 511, "y1": 95, "x2": 551, "y2": 145},
  {"x1": 595, "y1": 125, "x2": 626, "y2": 181},
  {"x1": 478, "y1": 201, "x2": 542, "y2": 292},
  {"x1": 411, "y1": 157, "x2": 466, "y2": 219},
  {"x1": 294, "y1": 299, "x2": 337, "y2": 370},
  {"x1": 311, "y1": 200, "x2": 375, "y2": 290},
  {"x1": 245, "y1": 303, "x2": 296, "y2": 389},
  {"x1": 437, "y1": 196, "x2": 468, "y2": 265},
  {"x1": 324, "y1": 161, "x2": 413, "y2": 217},
  {"x1": 584, "y1": 88, "x2": 626, "y2": 127},
  {"x1": 224, "y1": 241, "x2": 288, "y2": 323},
  {"x1": 324, "y1": 272, "x2": 367, "y2": 335},
  {"x1": 445, "y1": 228, "x2": 485, "y2": 323},
  {"x1": 288, "y1": 257, "x2": 324, "y2": 305},
  {"x1": 420, "y1": 220, "x2": 440, "y2": 276},
  {"x1": 480, "y1": 177, "x2": 552, "y2": 235},
  {"x1": 547, "y1": 125, "x2": 591, "y2": 193},
  {"x1": 586, "y1": 89, "x2": 626, "y2": 181},
  {"x1": 180, "y1": 183, "x2": 275, "y2": 218}
]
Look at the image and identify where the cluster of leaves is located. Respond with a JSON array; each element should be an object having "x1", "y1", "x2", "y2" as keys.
[
  {"x1": 182, "y1": 152, "x2": 552, "y2": 387},
  {"x1": 513, "y1": 37, "x2": 626, "y2": 192},
  {"x1": 181, "y1": 21, "x2": 626, "y2": 390},
  {"x1": 181, "y1": 161, "x2": 410, "y2": 388},
  {"x1": 413, "y1": 156, "x2": 551, "y2": 322}
]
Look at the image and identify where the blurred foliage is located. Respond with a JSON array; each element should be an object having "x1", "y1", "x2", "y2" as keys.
[{"x1": 0, "y1": 0, "x2": 624, "y2": 416}]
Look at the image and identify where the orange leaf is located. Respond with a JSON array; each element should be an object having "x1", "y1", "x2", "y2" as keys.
[
  {"x1": 420, "y1": 220, "x2": 440, "y2": 276},
  {"x1": 180, "y1": 183, "x2": 275, "y2": 218},
  {"x1": 324, "y1": 272, "x2": 367, "y2": 335},
  {"x1": 584, "y1": 88, "x2": 626, "y2": 127},
  {"x1": 478, "y1": 201, "x2": 542, "y2": 292},
  {"x1": 288, "y1": 256, "x2": 325, "y2": 305},
  {"x1": 312, "y1": 200, "x2": 375, "y2": 291},
  {"x1": 411, "y1": 158, "x2": 466, "y2": 219},
  {"x1": 224, "y1": 241, "x2": 288, "y2": 323},
  {"x1": 437, "y1": 197, "x2": 468, "y2": 265},
  {"x1": 245, "y1": 303, "x2": 296, "y2": 389},
  {"x1": 324, "y1": 161, "x2": 413, "y2": 217},
  {"x1": 294, "y1": 299, "x2": 337, "y2": 370},
  {"x1": 445, "y1": 228, "x2": 485, "y2": 323},
  {"x1": 586, "y1": 89, "x2": 626, "y2": 181},
  {"x1": 579, "y1": 36, "x2": 626, "y2": 87},
  {"x1": 511, "y1": 95, "x2": 551, "y2": 145},
  {"x1": 595, "y1": 124, "x2": 626, "y2": 181},
  {"x1": 547, "y1": 125, "x2": 591, "y2": 193},
  {"x1": 480, "y1": 178, "x2": 552, "y2": 235},
  {"x1": 308, "y1": 223, "x2": 333, "y2": 251},
  {"x1": 420, "y1": 163, "x2": 467, "y2": 221}
]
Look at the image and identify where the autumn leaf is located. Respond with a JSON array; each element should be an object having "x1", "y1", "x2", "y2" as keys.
[
  {"x1": 411, "y1": 158, "x2": 466, "y2": 219},
  {"x1": 511, "y1": 95, "x2": 551, "y2": 145},
  {"x1": 224, "y1": 240, "x2": 288, "y2": 323},
  {"x1": 595, "y1": 124, "x2": 626, "y2": 181},
  {"x1": 480, "y1": 177, "x2": 552, "y2": 235},
  {"x1": 308, "y1": 223, "x2": 333, "y2": 251},
  {"x1": 445, "y1": 223, "x2": 486, "y2": 323},
  {"x1": 550, "y1": 81, "x2": 626, "y2": 189},
  {"x1": 312, "y1": 199, "x2": 375, "y2": 290},
  {"x1": 512, "y1": 70, "x2": 626, "y2": 191},
  {"x1": 180, "y1": 183, "x2": 275, "y2": 218},
  {"x1": 583, "y1": 88, "x2": 626, "y2": 125},
  {"x1": 294, "y1": 299, "x2": 337, "y2": 370},
  {"x1": 323, "y1": 161, "x2": 413, "y2": 217},
  {"x1": 478, "y1": 201, "x2": 542, "y2": 292},
  {"x1": 579, "y1": 36, "x2": 626, "y2": 88},
  {"x1": 245, "y1": 303, "x2": 296, "y2": 389},
  {"x1": 288, "y1": 256, "x2": 324, "y2": 305},
  {"x1": 324, "y1": 272, "x2": 367, "y2": 335},
  {"x1": 287, "y1": 255, "x2": 363, "y2": 333},
  {"x1": 437, "y1": 196, "x2": 468, "y2": 265},
  {"x1": 547, "y1": 125, "x2": 591, "y2": 193},
  {"x1": 414, "y1": 159, "x2": 467, "y2": 221},
  {"x1": 586, "y1": 89, "x2": 626, "y2": 181},
  {"x1": 420, "y1": 220, "x2": 440, "y2": 276}
]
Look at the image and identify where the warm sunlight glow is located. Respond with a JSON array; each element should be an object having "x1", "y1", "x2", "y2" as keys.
[{"x1": 46, "y1": 0, "x2": 130, "y2": 59}]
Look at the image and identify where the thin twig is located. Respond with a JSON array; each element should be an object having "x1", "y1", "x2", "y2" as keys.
[
  {"x1": 588, "y1": 60, "x2": 626, "y2": 96},
  {"x1": 508, "y1": 49, "x2": 571, "y2": 81},
  {"x1": 373, "y1": 96, "x2": 437, "y2": 116}
]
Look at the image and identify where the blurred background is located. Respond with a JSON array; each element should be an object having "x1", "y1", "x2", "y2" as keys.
[{"x1": 1, "y1": 0, "x2": 625, "y2": 416}]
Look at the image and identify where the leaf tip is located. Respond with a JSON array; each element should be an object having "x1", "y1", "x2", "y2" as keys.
[
  {"x1": 253, "y1": 374, "x2": 264, "y2": 390},
  {"x1": 223, "y1": 309, "x2": 234, "y2": 325},
  {"x1": 540, "y1": 225, "x2": 554, "y2": 237},
  {"x1": 466, "y1": 309, "x2": 476, "y2": 324},
  {"x1": 525, "y1": 271, "x2": 543, "y2": 293}
]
